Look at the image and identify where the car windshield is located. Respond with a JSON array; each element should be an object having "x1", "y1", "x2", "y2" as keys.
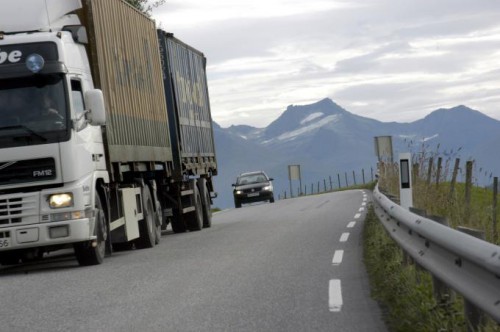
[{"x1": 237, "y1": 174, "x2": 268, "y2": 185}]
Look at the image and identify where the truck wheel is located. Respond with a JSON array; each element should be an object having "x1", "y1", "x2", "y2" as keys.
[
  {"x1": 200, "y1": 179, "x2": 212, "y2": 228},
  {"x1": 135, "y1": 186, "x2": 156, "y2": 249},
  {"x1": 186, "y1": 184, "x2": 203, "y2": 231},
  {"x1": 154, "y1": 197, "x2": 162, "y2": 244},
  {"x1": 74, "y1": 192, "x2": 107, "y2": 266}
]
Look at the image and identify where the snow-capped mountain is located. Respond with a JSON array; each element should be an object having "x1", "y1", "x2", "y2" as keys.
[{"x1": 213, "y1": 99, "x2": 500, "y2": 209}]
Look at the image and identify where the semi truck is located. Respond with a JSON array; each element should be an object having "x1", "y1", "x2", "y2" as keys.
[{"x1": 0, "y1": 0, "x2": 217, "y2": 266}]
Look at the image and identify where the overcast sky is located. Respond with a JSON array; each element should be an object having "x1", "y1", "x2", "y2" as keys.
[{"x1": 151, "y1": 0, "x2": 500, "y2": 128}]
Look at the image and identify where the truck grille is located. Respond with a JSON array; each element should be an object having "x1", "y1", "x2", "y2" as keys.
[
  {"x1": 0, "y1": 158, "x2": 56, "y2": 186},
  {"x1": 0, "y1": 193, "x2": 39, "y2": 226}
]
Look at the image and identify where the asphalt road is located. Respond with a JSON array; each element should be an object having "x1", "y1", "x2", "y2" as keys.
[{"x1": 1, "y1": 190, "x2": 387, "y2": 332}]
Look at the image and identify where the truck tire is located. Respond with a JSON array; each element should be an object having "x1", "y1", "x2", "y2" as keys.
[
  {"x1": 186, "y1": 184, "x2": 203, "y2": 232},
  {"x1": 200, "y1": 179, "x2": 212, "y2": 228},
  {"x1": 135, "y1": 186, "x2": 156, "y2": 249},
  {"x1": 74, "y1": 192, "x2": 107, "y2": 266},
  {"x1": 153, "y1": 197, "x2": 162, "y2": 244}
]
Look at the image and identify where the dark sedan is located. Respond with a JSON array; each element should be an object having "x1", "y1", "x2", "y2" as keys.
[{"x1": 232, "y1": 171, "x2": 274, "y2": 208}]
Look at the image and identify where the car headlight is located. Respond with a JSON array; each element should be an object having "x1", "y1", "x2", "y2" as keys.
[
  {"x1": 48, "y1": 193, "x2": 74, "y2": 208},
  {"x1": 235, "y1": 190, "x2": 243, "y2": 195},
  {"x1": 263, "y1": 186, "x2": 272, "y2": 191}
]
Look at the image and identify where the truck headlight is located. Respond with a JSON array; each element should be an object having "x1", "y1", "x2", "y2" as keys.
[{"x1": 48, "y1": 193, "x2": 73, "y2": 208}]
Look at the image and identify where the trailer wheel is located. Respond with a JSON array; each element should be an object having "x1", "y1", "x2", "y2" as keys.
[
  {"x1": 135, "y1": 186, "x2": 156, "y2": 249},
  {"x1": 154, "y1": 197, "x2": 162, "y2": 244},
  {"x1": 186, "y1": 184, "x2": 203, "y2": 232},
  {"x1": 74, "y1": 192, "x2": 107, "y2": 266},
  {"x1": 201, "y1": 182, "x2": 212, "y2": 228}
]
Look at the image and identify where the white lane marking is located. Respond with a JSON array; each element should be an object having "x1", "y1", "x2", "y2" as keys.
[
  {"x1": 329, "y1": 279, "x2": 343, "y2": 312},
  {"x1": 332, "y1": 250, "x2": 344, "y2": 266},
  {"x1": 347, "y1": 221, "x2": 356, "y2": 228},
  {"x1": 354, "y1": 213, "x2": 361, "y2": 219},
  {"x1": 340, "y1": 232, "x2": 350, "y2": 242},
  {"x1": 361, "y1": 202, "x2": 366, "y2": 206},
  {"x1": 358, "y1": 207, "x2": 365, "y2": 212}
]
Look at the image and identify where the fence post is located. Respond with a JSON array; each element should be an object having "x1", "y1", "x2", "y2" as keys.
[
  {"x1": 371, "y1": 167, "x2": 374, "y2": 182},
  {"x1": 493, "y1": 177, "x2": 498, "y2": 244},
  {"x1": 427, "y1": 157, "x2": 434, "y2": 185},
  {"x1": 317, "y1": 181, "x2": 320, "y2": 193},
  {"x1": 353, "y1": 171, "x2": 357, "y2": 186},
  {"x1": 436, "y1": 157, "x2": 442, "y2": 187},
  {"x1": 329, "y1": 176, "x2": 333, "y2": 191},
  {"x1": 448, "y1": 158, "x2": 460, "y2": 201},
  {"x1": 311, "y1": 183, "x2": 313, "y2": 195},
  {"x1": 338, "y1": 174, "x2": 341, "y2": 189},
  {"x1": 362, "y1": 169, "x2": 365, "y2": 184},
  {"x1": 457, "y1": 226, "x2": 486, "y2": 332},
  {"x1": 464, "y1": 161, "x2": 473, "y2": 224},
  {"x1": 345, "y1": 172, "x2": 349, "y2": 187},
  {"x1": 324, "y1": 179, "x2": 327, "y2": 192}
]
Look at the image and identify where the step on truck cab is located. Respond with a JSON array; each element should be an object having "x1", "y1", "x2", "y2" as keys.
[{"x1": 0, "y1": 0, "x2": 217, "y2": 266}]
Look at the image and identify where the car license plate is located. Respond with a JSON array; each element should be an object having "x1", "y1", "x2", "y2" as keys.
[
  {"x1": 0, "y1": 238, "x2": 10, "y2": 248},
  {"x1": 247, "y1": 193, "x2": 259, "y2": 197}
]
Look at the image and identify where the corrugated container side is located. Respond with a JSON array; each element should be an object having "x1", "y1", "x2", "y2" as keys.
[
  {"x1": 157, "y1": 31, "x2": 217, "y2": 176},
  {"x1": 80, "y1": 0, "x2": 172, "y2": 163}
]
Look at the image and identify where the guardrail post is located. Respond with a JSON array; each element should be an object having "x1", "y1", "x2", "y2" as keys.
[
  {"x1": 428, "y1": 215, "x2": 455, "y2": 304},
  {"x1": 457, "y1": 226, "x2": 486, "y2": 332},
  {"x1": 337, "y1": 174, "x2": 341, "y2": 189}
]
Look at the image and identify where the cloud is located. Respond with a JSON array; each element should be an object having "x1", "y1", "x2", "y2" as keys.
[{"x1": 152, "y1": 0, "x2": 500, "y2": 128}]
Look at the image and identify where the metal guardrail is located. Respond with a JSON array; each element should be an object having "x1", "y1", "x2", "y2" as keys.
[{"x1": 373, "y1": 184, "x2": 500, "y2": 322}]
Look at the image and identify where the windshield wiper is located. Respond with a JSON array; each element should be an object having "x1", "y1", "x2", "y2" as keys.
[{"x1": 0, "y1": 125, "x2": 48, "y2": 142}]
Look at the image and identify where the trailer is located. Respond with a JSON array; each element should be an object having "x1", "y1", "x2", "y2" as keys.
[{"x1": 0, "y1": 0, "x2": 217, "y2": 266}]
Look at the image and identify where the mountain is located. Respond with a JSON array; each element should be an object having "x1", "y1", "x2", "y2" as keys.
[{"x1": 212, "y1": 99, "x2": 500, "y2": 209}]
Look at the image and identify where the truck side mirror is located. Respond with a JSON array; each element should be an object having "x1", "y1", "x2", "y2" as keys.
[{"x1": 84, "y1": 89, "x2": 106, "y2": 126}]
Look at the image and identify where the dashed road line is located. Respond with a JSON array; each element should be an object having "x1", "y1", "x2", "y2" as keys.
[
  {"x1": 347, "y1": 221, "x2": 356, "y2": 228},
  {"x1": 332, "y1": 250, "x2": 344, "y2": 266},
  {"x1": 354, "y1": 213, "x2": 361, "y2": 219},
  {"x1": 329, "y1": 279, "x2": 343, "y2": 312},
  {"x1": 340, "y1": 232, "x2": 350, "y2": 242}
]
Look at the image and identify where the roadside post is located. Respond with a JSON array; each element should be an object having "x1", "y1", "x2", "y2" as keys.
[
  {"x1": 399, "y1": 152, "x2": 413, "y2": 209},
  {"x1": 288, "y1": 165, "x2": 302, "y2": 198}
]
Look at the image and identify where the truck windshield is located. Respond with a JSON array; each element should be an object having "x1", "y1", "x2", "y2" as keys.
[{"x1": 0, "y1": 74, "x2": 69, "y2": 147}]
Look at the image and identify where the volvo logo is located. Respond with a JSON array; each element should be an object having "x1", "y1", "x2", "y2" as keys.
[{"x1": 0, "y1": 161, "x2": 16, "y2": 171}]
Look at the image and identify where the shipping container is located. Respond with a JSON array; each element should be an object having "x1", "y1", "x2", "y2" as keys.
[
  {"x1": 79, "y1": 0, "x2": 172, "y2": 164},
  {"x1": 157, "y1": 31, "x2": 217, "y2": 179}
]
